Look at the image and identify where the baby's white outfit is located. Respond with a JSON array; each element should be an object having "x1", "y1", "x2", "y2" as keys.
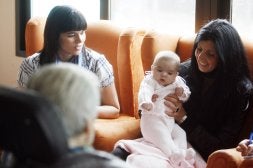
[{"x1": 138, "y1": 73, "x2": 195, "y2": 163}]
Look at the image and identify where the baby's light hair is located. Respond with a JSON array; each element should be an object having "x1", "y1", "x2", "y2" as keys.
[{"x1": 153, "y1": 50, "x2": 181, "y2": 70}]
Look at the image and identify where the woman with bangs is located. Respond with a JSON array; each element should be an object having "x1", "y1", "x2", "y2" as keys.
[{"x1": 17, "y1": 5, "x2": 120, "y2": 119}]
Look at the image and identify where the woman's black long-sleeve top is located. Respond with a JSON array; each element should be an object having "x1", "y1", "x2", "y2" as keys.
[{"x1": 179, "y1": 60, "x2": 252, "y2": 161}]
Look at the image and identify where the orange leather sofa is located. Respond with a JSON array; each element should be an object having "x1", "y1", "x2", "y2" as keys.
[{"x1": 25, "y1": 17, "x2": 253, "y2": 167}]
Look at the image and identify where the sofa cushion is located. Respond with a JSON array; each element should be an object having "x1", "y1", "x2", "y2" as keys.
[{"x1": 93, "y1": 116, "x2": 141, "y2": 152}]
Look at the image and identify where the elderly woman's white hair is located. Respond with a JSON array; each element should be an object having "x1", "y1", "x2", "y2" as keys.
[{"x1": 27, "y1": 63, "x2": 100, "y2": 146}]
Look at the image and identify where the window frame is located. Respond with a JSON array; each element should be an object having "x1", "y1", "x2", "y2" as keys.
[
  {"x1": 195, "y1": 0, "x2": 231, "y2": 32},
  {"x1": 15, "y1": 0, "x2": 31, "y2": 57}
]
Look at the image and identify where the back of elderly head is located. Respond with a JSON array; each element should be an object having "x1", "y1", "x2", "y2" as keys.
[{"x1": 27, "y1": 63, "x2": 100, "y2": 148}]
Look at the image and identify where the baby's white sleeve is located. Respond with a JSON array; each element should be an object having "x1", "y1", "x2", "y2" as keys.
[
  {"x1": 176, "y1": 76, "x2": 191, "y2": 102},
  {"x1": 138, "y1": 75, "x2": 155, "y2": 110}
]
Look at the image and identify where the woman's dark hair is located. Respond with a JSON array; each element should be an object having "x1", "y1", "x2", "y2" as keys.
[
  {"x1": 40, "y1": 5, "x2": 87, "y2": 65},
  {"x1": 190, "y1": 19, "x2": 253, "y2": 95}
]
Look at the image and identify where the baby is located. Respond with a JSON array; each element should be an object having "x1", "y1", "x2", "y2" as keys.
[{"x1": 138, "y1": 50, "x2": 195, "y2": 164}]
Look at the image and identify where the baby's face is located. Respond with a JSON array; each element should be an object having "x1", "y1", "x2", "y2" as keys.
[{"x1": 152, "y1": 59, "x2": 178, "y2": 86}]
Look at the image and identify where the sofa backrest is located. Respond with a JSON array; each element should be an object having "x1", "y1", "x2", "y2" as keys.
[
  {"x1": 25, "y1": 17, "x2": 46, "y2": 56},
  {"x1": 117, "y1": 28, "x2": 146, "y2": 117},
  {"x1": 176, "y1": 35, "x2": 196, "y2": 61},
  {"x1": 140, "y1": 30, "x2": 180, "y2": 72},
  {"x1": 85, "y1": 20, "x2": 122, "y2": 103},
  {"x1": 244, "y1": 40, "x2": 253, "y2": 80}
]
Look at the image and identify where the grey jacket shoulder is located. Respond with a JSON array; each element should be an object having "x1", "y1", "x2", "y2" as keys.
[{"x1": 46, "y1": 150, "x2": 131, "y2": 168}]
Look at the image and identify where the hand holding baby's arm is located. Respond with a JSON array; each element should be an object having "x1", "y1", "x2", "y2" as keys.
[
  {"x1": 141, "y1": 103, "x2": 153, "y2": 111},
  {"x1": 140, "y1": 94, "x2": 158, "y2": 111},
  {"x1": 151, "y1": 94, "x2": 158, "y2": 102},
  {"x1": 236, "y1": 139, "x2": 253, "y2": 156},
  {"x1": 175, "y1": 87, "x2": 184, "y2": 97}
]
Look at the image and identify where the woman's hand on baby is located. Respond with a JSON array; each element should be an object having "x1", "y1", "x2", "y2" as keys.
[
  {"x1": 236, "y1": 139, "x2": 253, "y2": 156},
  {"x1": 141, "y1": 103, "x2": 153, "y2": 111},
  {"x1": 175, "y1": 87, "x2": 184, "y2": 97},
  {"x1": 164, "y1": 93, "x2": 186, "y2": 122},
  {"x1": 151, "y1": 94, "x2": 158, "y2": 102}
]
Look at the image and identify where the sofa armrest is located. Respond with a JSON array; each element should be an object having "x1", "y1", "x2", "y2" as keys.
[
  {"x1": 207, "y1": 148, "x2": 244, "y2": 168},
  {"x1": 239, "y1": 156, "x2": 253, "y2": 168}
]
